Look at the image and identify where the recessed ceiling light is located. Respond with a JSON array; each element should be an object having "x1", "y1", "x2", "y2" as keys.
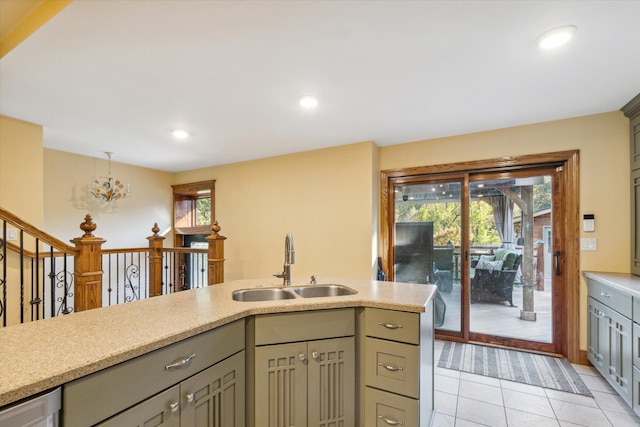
[
  {"x1": 299, "y1": 95, "x2": 319, "y2": 109},
  {"x1": 172, "y1": 129, "x2": 189, "y2": 140},
  {"x1": 536, "y1": 25, "x2": 577, "y2": 50}
]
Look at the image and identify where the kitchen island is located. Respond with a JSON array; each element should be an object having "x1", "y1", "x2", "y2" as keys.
[{"x1": 0, "y1": 277, "x2": 437, "y2": 426}]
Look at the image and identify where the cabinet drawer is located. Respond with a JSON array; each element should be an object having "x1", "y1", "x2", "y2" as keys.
[
  {"x1": 63, "y1": 319, "x2": 244, "y2": 427},
  {"x1": 634, "y1": 297, "x2": 640, "y2": 322},
  {"x1": 364, "y1": 387, "x2": 419, "y2": 427},
  {"x1": 255, "y1": 308, "x2": 355, "y2": 345},
  {"x1": 588, "y1": 279, "x2": 632, "y2": 318},
  {"x1": 365, "y1": 337, "x2": 419, "y2": 398},
  {"x1": 365, "y1": 308, "x2": 419, "y2": 344}
]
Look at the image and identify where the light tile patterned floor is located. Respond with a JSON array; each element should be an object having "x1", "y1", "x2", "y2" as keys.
[{"x1": 433, "y1": 340, "x2": 640, "y2": 426}]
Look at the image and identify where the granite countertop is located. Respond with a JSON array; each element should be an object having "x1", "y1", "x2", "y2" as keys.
[
  {"x1": 0, "y1": 277, "x2": 436, "y2": 407},
  {"x1": 583, "y1": 271, "x2": 640, "y2": 297}
]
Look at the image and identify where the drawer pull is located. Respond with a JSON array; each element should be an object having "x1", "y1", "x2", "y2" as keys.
[
  {"x1": 378, "y1": 322, "x2": 403, "y2": 329},
  {"x1": 377, "y1": 361, "x2": 404, "y2": 372},
  {"x1": 185, "y1": 393, "x2": 195, "y2": 403},
  {"x1": 165, "y1": 353, "x2": 196, "y2": 370},
  {"x1": 600, "y1": 292, "x2": 610, "y2": 298},
  {"x1": 378, "y1": 415, "x2": 404, "y2": 425},
  {"x1": 169, "y1": 401, "x2": 180, "y2": 413}
]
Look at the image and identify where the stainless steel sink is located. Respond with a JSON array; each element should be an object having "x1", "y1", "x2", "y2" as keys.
[
  {"x1": 232, "y1": 288, "x2": 296, "y2": 301},
  {"x1": 293, "y1": 284, "x2": 357, "y2": 298}
]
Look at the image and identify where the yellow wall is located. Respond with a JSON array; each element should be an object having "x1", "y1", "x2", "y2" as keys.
[
  {"x1": 175, "y1": 141, "x2": 379, "y2": 282},
  {"x1": 380, "y1": 111, "x2": 631, "y2": 350},
  {"x1": 0, "y1": 115, "x2": 44, "y2": 227},
  {"x1": 1, "y1": 111, "x2": 632, "y2": 351},
  {"x1": 43, "y1": 149, "x2": 174, "y2": 247}
]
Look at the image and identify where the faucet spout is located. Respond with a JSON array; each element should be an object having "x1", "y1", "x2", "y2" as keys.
[
  {"x1": 285, "y1": 233, "x2": 295, "y2": 266},
  {"x1": 274, "y1": 233, "x2": 295, "y2": 285}
]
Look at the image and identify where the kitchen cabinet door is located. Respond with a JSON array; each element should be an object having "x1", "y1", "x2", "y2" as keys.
[
  {"x1": 307, "y1": 337, "x2": 355, "y2": 427},
  {"x1": 606, "y1": 308, "x2": 633, "y2": 405},
  {"x1": 97, "y1": 385, "x2": 181, "y2": 427},
  {"x1": 255, "y1": 341, "x2": 308, "y2": 427},
  {"x1": 587, "y1": 297, "x2": 608, "y2": 371},
  {"x1": 181, "y1": 351, "x2": 245, "y2": 427}
]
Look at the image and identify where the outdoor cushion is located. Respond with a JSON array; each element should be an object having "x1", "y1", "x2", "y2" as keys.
[
  {"x1": 494, "y1": 248, "x2": 518, "y2": 270},
  {"x1": 476, "y1": 259, "x2": 503, "y2": 271}
]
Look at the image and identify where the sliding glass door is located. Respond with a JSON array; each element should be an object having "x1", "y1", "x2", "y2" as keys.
[
  {"x1": 392, "y1": 177, "x2": 464, "y2": 334},
  {"x1": 468, "y1": 168, "x2": 558, "y2": 351},
  {"x1": 388, "y1": 166, "x2": 564, "y2": 354}
]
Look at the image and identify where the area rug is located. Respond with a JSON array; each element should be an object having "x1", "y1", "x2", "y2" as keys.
[{"x1": 438, "y1": 341, "x2": 592, "y2": 397}]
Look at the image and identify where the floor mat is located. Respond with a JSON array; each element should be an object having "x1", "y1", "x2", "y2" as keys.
[{"x1": 438, "y1": 341, "x2": 593, "y2": 397}]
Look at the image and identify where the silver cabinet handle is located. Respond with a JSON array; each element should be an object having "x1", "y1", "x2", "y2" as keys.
[
  {"x1": 600, "y1": 292, "x2": 610, "y2": 298},
  {"x1": 378, "y1": 322, "x2": 403, "y2": 329},
  {"x1": 165, "y1": 353, "x2": 196, "y2": 370},
  {"x1": 377, "y1": 361, "x2": 404, "y2": 372},
  {"x1": 378, "y1": 415, "x2": 403, "y2": 425},
  {"x1": 170, "y1": 401, "x2": 180, "y2": 412},
  {"x1": 185, "y1": 393, "x2": 195, "y2": 403},
  {"x1": 312, "y1": 351, "x2": 320, "y2": 360},
  {"x1": 299, "y1": 353, "x2": 307, "y2": 362}
]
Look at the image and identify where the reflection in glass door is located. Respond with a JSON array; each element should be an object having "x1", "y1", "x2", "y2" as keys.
[
  {"x1": 469, "y1": 172, "x2": 555, "y2": 347},
  {"x1": 393, "y1": 179, "x2": 463, "y2": 334}
]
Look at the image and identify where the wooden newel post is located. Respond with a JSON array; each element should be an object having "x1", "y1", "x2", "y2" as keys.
[
  {"x1": 205, "y1": 221, "x2": 226, "y2": 285},
  {"x1": 147, "y1": 223, "x2": 166, "y2": 297},
  {"x1": 71, "y1": 214, "x2": 106, "y2": 312}
]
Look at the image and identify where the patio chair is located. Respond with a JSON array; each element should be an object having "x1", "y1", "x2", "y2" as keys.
[
  {"x1": 433, "y1": 248, "x2": 454, "y2": 292},
  {"x1": 470, "y1": 249, "x2": 522, "y2": 306}
]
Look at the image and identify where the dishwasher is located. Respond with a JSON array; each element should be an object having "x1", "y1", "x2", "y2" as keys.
[{"x1": 0, "y1": 387, "x2": 60, "y2": 427}]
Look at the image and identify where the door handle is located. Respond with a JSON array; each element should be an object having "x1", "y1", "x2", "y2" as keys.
[{"x1": 554, "y1": 252, "x2": 561, "y2": 275}]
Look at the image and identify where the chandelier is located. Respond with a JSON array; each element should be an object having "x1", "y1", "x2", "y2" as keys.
[{"x1": 90, "y1": 152, "x2": 130, "y2": 202}]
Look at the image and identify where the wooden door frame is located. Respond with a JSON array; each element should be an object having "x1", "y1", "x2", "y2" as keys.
[{"x1": 380, "y1": 150, "x2": 581, "y2": 362}]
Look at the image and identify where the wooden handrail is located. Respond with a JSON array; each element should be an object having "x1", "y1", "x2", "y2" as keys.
[
  {"x1": 4, "y1": 240, "x2": 72, "y2": 258},
  {"x1": 0, "y1": 207, "x2": 78, "y2": 254}
]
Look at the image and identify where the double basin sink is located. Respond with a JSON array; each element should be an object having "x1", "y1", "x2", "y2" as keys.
[{"x1": 232, "y1": 284, "x2": 357, "y2": 302}]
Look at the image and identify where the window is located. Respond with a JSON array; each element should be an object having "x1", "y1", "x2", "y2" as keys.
[{"x1": 172, "y1": 180, "x2": 215, "y2": 246}]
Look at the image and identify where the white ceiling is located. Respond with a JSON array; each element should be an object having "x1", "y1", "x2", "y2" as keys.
[{"x1": 1, "y1": 1, "x2": 639, "y2": 173}]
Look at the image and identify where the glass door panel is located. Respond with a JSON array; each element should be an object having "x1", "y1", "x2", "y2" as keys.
[
  {"x1": 468, "y1": 173, "x2": 554, "y2": 345},
  {"x1": 393, "y1": 180, "x2": 462, "y2": 334}
]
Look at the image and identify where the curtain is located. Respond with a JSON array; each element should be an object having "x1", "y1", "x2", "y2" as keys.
[{"x1": 489, "y1": 195, "x2": 515, "y2": 249}]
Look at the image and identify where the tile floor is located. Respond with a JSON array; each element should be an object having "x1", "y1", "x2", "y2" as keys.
[{"x1": 433, "y1": 340, "x2": 640, "y2": 426}]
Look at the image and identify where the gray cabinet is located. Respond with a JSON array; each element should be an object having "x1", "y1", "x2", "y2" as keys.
[
  {"x1": 632, "y1": 169, "x2": 640, "y2": 275},
  {"x1": 251, "y1": 309, "x2": 356, "y2": 427},
  {"x1": 587, "y1": 296, "x2": 607, "y2": 371},
  {"x1": 98, "y1": 351, "x2": 245, "y2": 427},
  {"x1": 622, "y1": 93, "x2": 640, "y2": 275},
  {"x1": 361, "y1": 307, "x2": 434, "y2": 426},
  {"x1": 633, "y1": 297, "x2": 640, "y2": 416},
  {"x1": 64, "y1": 319, "x2": 245, "y2": 426},
  {"x1": 587, "y1": 279, "x2": 633, "y2": 406}
]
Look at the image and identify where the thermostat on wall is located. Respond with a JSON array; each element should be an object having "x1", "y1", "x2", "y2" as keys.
[{"x1": 583, "y1": 214, "x2": 595, "y2": 232}]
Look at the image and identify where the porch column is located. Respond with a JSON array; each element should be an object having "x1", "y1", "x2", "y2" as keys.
[
  {"x1": 520, "y1": 186, "x2": 537, "y2": 321},
  {"x1": 147, "y1": 223, "x2": 166, "y2": 297},
  {"x1": 71, "y1": 214, "x2": 106, "y2": 312},
  {"x1": 205, "y1": 221, "x2": 226, "y2": 285}
]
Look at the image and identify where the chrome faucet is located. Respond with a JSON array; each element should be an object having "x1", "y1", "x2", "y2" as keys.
[{"x1": 274, "y1": 233, "x2": 295, "y2": 285}]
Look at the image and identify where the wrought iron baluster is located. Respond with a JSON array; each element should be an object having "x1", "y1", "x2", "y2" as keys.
[
  {"x1": 1, "y1": 221, "x2": 6, "y2": 327},
  {"x1": 49, "y1": 249, "x2": 55, "y2": 318},
  {"x1": 32, "y1": 238, "x2": 41, "y2": 321},
  {"x1": 124, "y1": 251, "x2": 140, "y2": 302},
  {"x1": 20, "y1": 231, "x2": 24, "y2": 324}
]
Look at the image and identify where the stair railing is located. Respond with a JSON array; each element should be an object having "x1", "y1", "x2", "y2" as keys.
[{"x1": 0, "y1": 207, "x2": 226, "y2": 327}]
